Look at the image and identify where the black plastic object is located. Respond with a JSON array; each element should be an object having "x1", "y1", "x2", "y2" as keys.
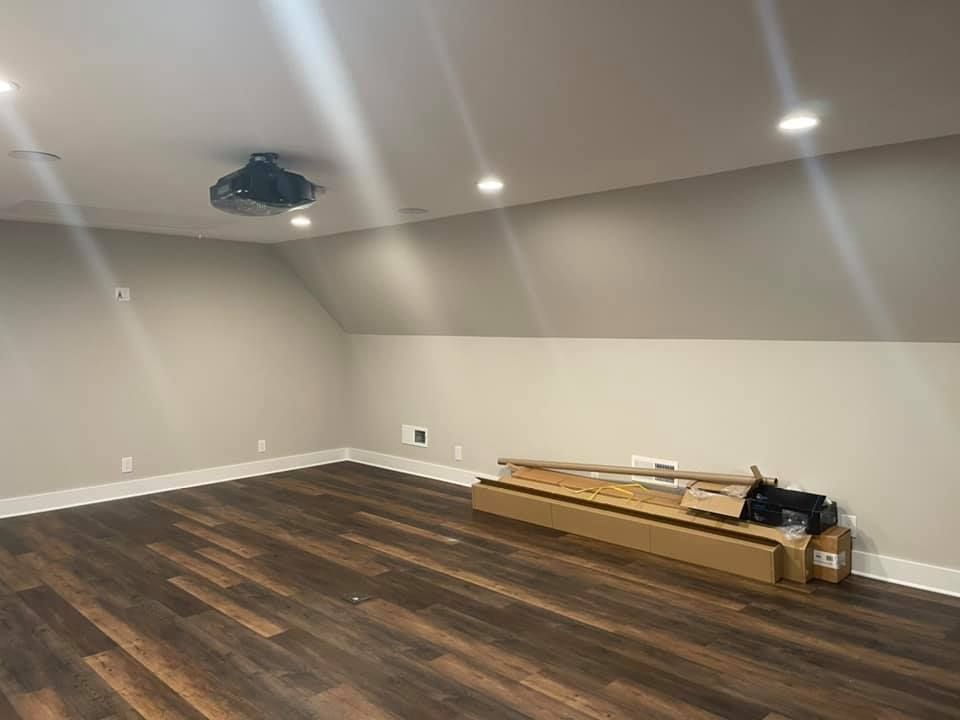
[
  {"x1": 747, "y1": 486, "x2": 837, "y2": 535},
  {"x1": 210, "y1": 153, "x2": 320, "y2": 216}
]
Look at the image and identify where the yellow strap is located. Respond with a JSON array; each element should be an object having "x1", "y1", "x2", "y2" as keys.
[{"x1": 567, "y1": 483, "x2": 652, "y2": 502}]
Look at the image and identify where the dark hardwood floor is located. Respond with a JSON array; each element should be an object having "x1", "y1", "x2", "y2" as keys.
[{"x1": 0, "y1": 461, "x2": 958, "y2": 719}]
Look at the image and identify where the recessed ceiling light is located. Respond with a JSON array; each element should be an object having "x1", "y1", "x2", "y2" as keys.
[
  {"x1": 398, "y1": 207, "x2": 428, "y2": 215},
  {"x1": 8, "y1": 150, "x2": 61, "y2": 162},
  {"x1": 477, "y1": 176, "x2": 504, "y2": 194},
  {"x1": 778, "y1": 113, "x2": 819, "y2": 133},
  {"x1": 0, "y1": 80, "x2": 20, "y2": 94},
  {"x1": 290, "y1": 215, "x2": 311, "y2": 228}
]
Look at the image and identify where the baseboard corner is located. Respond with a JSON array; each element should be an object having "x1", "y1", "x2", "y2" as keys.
[{"x1": 345, "y1": 448, "x2": 495, "y2": 487}]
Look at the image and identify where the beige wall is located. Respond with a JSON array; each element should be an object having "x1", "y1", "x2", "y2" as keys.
[
  {"x1": 348, "y1": 334, "x2": 960, "y2": 570},
  {"x1": 279, "y1": 133, "x2": 960, "y2": 341},
  {"x1": 0, "y1": 221, "x2": 347, "y2": 499},
  {"x1": 5, "y1": 132, "x2": 959, "y2": 581}
]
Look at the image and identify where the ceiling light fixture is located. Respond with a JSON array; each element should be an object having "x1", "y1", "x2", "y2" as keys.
[
  {"x1": 0, "y1": 80, "x2": 20, "y2": 94},
  {"x1": 477, "y1": 176, "x2": 504, "y2": 194},
  {"x1": 290, "y1": 215, "x2": 312, "y2": 228},
  {"x1": 398, "y1": 207, "x2": 428, "y2": 215},
  {"x1": 8, "y1": 150, "x2": 61, "y2": 162},
  {"x1": 778, "y1": 112, "x2": 819, "y2": 133}
]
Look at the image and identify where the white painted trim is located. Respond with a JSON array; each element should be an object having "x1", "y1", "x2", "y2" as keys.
[
  {"x1": 344, "y1": 450, "x2": 960, "y2": 598},
  {"x1": 3, "y1": 444, "x2": 959, "y2": 598},
  {"x1": 0, "y1": 448, "x2": 349, "y2": 519},
  {"x1": 852, "y1": 550, "x2": 960, "y2": 598},
  {"x1": 346, "y1": 448, "x2": 496, "y2": 487}
]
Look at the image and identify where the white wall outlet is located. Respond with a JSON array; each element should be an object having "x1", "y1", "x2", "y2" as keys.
[
  {"x1": 121, "y1": 456, "x2": 134, "y2": 473},
  {"x1": 454, "y1": 444, "x2": 463, "y2": 462},
  {"x1": 115, "y1": 287, "x2": 131, "y2": 302},
  {"x1": 257, "y1": 439, "x2": 266, "y2": 453},
  {"x1": 839, "y1": 513, "x2": 858, "y2": 538},
  {"x1": 630, "y1": 455, "x2": 679, "y2": 488},
  {"x1": 401, "y1": 424, "x2": 428, "y2": 447}
]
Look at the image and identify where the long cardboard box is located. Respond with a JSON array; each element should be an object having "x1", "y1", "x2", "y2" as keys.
[
  {"x1": 551, "y1": 502, "x2": 652, "y2": 551},
  {"x1": 475, "y1": 468, "x2": 814, "y2": 583},
  {"x1": 473, "y1": 483, "x2": 783, "y2": 583},
  {"x1": 471, "y1": 483, "x2": 555, "y2": 527},
  {"x1": 506, "y1": 468, "x2": 811, "y2": 579},
  {"x1": 649, "y1": 522, "x2": 781, "y2": 584}
]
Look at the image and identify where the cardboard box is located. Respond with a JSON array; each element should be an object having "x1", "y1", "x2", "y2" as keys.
[
  {"x1": 474, "y1": 481, "x2": 785, "y2": 583},
  {"x1": 680, "y1": 480, "x2": 752, "y2": 519},
  {"x1": 811, "y1": 526, "x2": 851, "y2": 583},
  {"x1": 492, "y1": 469, "x2": 812, "y2": 583},
  {"x1": 782, "y1": 543, "x2": 814, "y2": 584},
  {"x1": 472, "y1": 484, "x2": 554, "y2": 528},
  {"x1": 649, "y1": 522, "x2": 781, "y2": 584},
  {"x1": 552, "y1": 502, "x2": 651, "y2": 551}
]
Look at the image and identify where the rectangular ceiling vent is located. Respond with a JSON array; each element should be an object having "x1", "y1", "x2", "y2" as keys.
[{"x1": 630, "y1": 455, "x2": 679, "y2": 488}]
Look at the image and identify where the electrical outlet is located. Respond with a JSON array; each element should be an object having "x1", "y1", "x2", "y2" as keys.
[
  {"x1": 454, "y1": 445, "x2": 463, "y2": 462},
  {"x1": 121, "y1": 456, "x2": 133, "y2": 473},
  {"x1": 115, "y1": 287, "x2": 131, "y2": 302},
  {"x1": 839, "y1": 513, "x2": 858, "y2": 538},
  {"x1": 257, "y1": 439, "x2": 266, "y2": 453}
]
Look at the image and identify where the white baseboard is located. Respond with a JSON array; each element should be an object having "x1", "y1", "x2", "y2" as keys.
[
  {"x1": 4, "y1": 447, "x2": 959, "y2": 599},
  {"x1": 0, "y1": 448, "x2": 349, "y2": 520},
  {"x1": 343, "y1": 450, "x2": 960, "y2": 598},
  {"x1": 852, "y1": 550, "x2": 960, "y2": 598},
  {"x1": 345, "y1": 447, "x2": 496, "y2": 487}
]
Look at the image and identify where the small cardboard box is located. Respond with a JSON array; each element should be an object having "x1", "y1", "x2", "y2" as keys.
[
  {"x1": 811, "y1": 526, "x2": 851, "y2": 583},
  {"x1": 680, "y1": 480, "x2": 752, "y2": 519}
]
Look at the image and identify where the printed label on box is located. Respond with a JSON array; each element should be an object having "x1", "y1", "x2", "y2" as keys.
[{"x1": 814, "y1": 550, "x2": 847, "y2": 570}]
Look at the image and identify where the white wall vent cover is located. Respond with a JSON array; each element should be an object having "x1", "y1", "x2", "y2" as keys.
[
  {"x1": 630, "y1": 455, "x2": 679, "y2": 488},
  {"x1": 401, "y1": 424, "x2": 428, "y2": 448}
]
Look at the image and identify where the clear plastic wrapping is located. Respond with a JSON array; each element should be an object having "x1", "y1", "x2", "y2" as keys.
[{"x1": 686, "y1": 484, "x2": 749, "y2": 500}]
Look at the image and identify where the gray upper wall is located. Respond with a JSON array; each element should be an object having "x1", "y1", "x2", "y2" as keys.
[{"x1": 276, "y1": 134, "x2": 960, "y2": 341}]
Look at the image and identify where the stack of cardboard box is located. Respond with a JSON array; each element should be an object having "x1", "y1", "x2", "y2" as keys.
[{"x1": 473, "y1": 461, "x2": 851, "y2": 586}]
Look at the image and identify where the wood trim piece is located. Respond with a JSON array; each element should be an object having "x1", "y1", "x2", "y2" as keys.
[{"x1": 498, "y1": 457, "x2": 760, "y2": 486}]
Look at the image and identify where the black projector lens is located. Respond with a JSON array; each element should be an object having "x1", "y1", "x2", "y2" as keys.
[{"x1": 210, "y1": 153, "x2": 321, "y2": 216}]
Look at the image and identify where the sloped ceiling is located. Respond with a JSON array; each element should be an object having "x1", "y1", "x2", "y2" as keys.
[
  {"x1": 276, "y1": 134, "x2": 960, "y2": 341},
  {"x1": 3, "y1": 0, "x2": 960, "y2": 242}
]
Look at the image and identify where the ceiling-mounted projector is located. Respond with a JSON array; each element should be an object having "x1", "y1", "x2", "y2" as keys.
[{"x1": 209, "y1": 153, "x2": 323, "y2": 216}]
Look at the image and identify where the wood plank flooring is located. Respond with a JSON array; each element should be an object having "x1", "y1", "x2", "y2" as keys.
[{"x1": 0, "y1": 461, "x2": 958, "y2": 719}]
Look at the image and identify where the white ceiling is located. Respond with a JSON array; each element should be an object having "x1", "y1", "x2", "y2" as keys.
[{"x1": 1, "y1": 0, "x2": 959, "y2": 244}]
